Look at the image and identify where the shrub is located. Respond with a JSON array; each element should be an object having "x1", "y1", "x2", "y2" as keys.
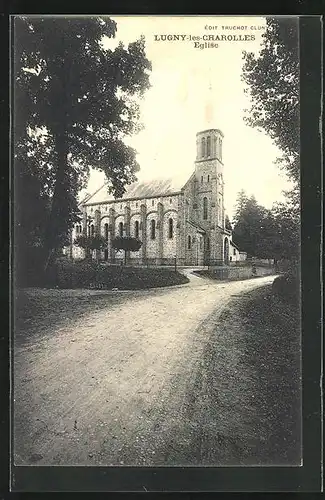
[
  {"x1": 15, "y1": 245, "x2": 46, "y2": 287},
  {"x1": 111, "y1": 236, "x2": 143, "y2": 264},
  {"x1": 42, "y1": 260, "x2": 189, "y2": 290},
  {"x1": 272, "y1": 272, "x2": 300, "y2": 303}
]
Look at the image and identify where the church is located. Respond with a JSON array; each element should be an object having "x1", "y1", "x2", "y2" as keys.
[{"x1": 69, "y1": 124, "x2": 242, "y2": 266}]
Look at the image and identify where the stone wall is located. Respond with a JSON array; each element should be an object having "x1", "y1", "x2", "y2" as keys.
[
  {"x1": 209, "y1": 266, "x2": 254, "y2": 280},
  {"x1": 209, "y1": 265, "x2": 275, "y2": 280}
]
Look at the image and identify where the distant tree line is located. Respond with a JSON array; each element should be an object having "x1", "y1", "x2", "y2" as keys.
[
  {"x1": 232, "y1": 189, "x2": 299, "y2": 264},
  {"x1": 240, "y1": 17, "x2": 300, "y2": 270}
]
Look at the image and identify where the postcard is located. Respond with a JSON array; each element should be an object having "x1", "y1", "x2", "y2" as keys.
[{"x1": 11, "y1": 13, "x2": 320, "y2": 492}]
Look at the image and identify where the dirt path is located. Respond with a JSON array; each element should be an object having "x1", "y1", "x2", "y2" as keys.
[{"x1": 14, "y1": 274, "x2": 276, "y2": 466}]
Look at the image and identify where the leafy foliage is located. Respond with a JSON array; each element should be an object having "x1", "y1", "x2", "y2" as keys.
[
  {"x1": 74, "y1": 234, "x2": 108, "y2": 251},
  {"x1": 14, "y1": 16, "x2": 151, "y2": 271},
  {"x1": 242, "y1": 18, "x2": 299, "y2": 192},
  {"x1": 112, "y1": 236, "x2": 143, "y2": 253},
  {"x1": 270, "y1": 201, "x2": 300, "y2": 262},
  {"x1": 233, "y1": 189, "x2": 249, "y2": 226},
  {"x1": 232, "y1": 190, "x2": 299, "y2": 262},
  {"x1": 241, "y1": 18, "x2": 300, "y2": 267},
  {"x1": 232, "y1": 192, "x2": 268, "y2": 258}
]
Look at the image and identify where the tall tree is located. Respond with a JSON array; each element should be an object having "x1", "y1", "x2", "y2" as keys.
[
  {"x1": 14, "y1": 16, "x2": 151, "y2": 268},
  {"x1": 242, "y1": 18, "x2": 300, "y2": 271},
  {"x1": 233, "y1": 189, "x2": 249, "y2": 225},
  {"x1": 242, "y1": 17, "x2": 299, "y2": 199},
  {"x1": 111, "y1": 236, "x2": 142, "y2": 265},
  {"x1": 232, "y1": 190, "x2": 299, "y2": 263},
  {"x1": 269, "y1": 201, "x2": 300, "y2": 263},
  {"x1": 225, "y1": 214, "x2": 232, "y2": 231},
  {"x1": 233, "y1": 193, "x2": 274, "y2": 258}
]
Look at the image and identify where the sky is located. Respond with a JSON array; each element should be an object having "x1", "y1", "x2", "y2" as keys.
[{"x1": 83, "y1": 16, "x2": 294, "y2": 219}]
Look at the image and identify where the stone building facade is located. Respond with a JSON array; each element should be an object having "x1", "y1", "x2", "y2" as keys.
[{"x1": 69, "y1": 126, "x2": 238, "y2": 266}]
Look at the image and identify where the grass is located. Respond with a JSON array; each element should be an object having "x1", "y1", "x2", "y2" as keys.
[
  {"x1": 237, "y1": 285, "x2": 302, "y2": 464},
  {"x1": 160, "y1": 283, "x2": 302, "y2": 465},
  {"x1": 21, "y1": 258, "x2": 189, "y2": 290},
  {"x1": 14, "y1": 261, "x2": 189, "y2": 347}
]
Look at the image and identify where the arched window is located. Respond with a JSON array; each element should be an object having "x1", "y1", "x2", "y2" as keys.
[
  {"x1": 207, "y1": 175, "x2": 210, "y2": 182},
  {"x1": 79, "y1": 225, "x2": 82, "y2": 233},
  {"x1": 134, "y1": 220, "x2": 139, "y2": 238},
  {"x1": 152, "y1": 199, "x2": 155, "y2": 206},
  {"x1": 188, "y1": 235, "x2": 191, "y2": 249},
  {"x1": 203, "y1": 197, "x2": 208, "y2": 220},
  {"x1": 104, "y1": 223, "x2": 109, "y2": 240},
  {"x1": 206, "y1": 237, "x2": 210, "y2": 250},
  {"x1": 150, "y1": 219, "x2": 156, "y2": 240},
  {"x1": 90, "y1": 224, "x2": 94, "y2": 236},
  {"x1": 201, "y1": 137, "x2": 206, "y2": 157},
  {"x1": 206, "y1": 136, "x2": 211, "y2": 156},
  {"x1": 168, "y1": 218, "x2": 173, "y2": 239},
  {"x1": 119, "y1": 221, "x2": 124, "y2": 237},
  {"x1": 201, "y1": 175, "x2": 203, "y2": 184}
]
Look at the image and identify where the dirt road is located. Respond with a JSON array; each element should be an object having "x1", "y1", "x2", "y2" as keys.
[{"x1": 14, "y1": 274, "x2": 276, "y2": 466}]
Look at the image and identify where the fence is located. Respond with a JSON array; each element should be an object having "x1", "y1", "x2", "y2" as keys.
[
  {"x1": 72, "y1": 254, "x2": 276, "y2": 272},
  {"x1": 100, "y1": 257, "x2": 189, "y2": 271}
]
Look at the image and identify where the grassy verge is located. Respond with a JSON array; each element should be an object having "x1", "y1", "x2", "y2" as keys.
[
  {"x1": 160, "y1": 284, "x2": 302, "y2": 465},
  {"x1": 236, "y1": 284, "x2": 302, "y2": 464},
  {"x1": 19, "y1": 259, "x2": 189, "y2": 290}
]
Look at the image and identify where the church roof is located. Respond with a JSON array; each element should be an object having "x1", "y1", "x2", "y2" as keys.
[
  {"x1": 188, "y1": 219, "x2": 206, "y2": 234},
  {"x1": 230, "y1": 240, "x2": 240, "y2": 250},
  {"x1": 83, "y1": 178, "x2": 184, "y2": 205}
]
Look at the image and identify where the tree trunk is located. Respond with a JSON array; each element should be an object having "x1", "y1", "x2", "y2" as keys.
[
  {"x1": 43, "y1": 133, "x2": 70, "y2": 273},
  {"x1": 43, "y1": 48, "x2": 71, "y2": 274}
]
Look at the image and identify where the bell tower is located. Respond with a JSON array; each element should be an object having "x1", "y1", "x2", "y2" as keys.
[
  {"x1": 194, "y1": 128, "x2": 225, "y2": 230},
  {"x1": 192, "y1": 80, "x2": 225, "y2": 262}
]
